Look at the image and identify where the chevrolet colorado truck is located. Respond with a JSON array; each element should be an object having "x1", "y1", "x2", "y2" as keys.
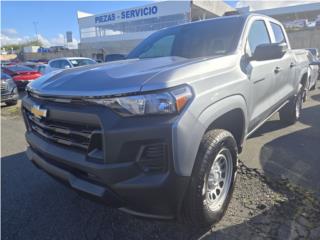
[{"x1": 22, "y1": 14, "x2": 309, "y2": 226}]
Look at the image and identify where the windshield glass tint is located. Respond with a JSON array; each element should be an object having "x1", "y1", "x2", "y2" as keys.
[
  {"x1": 7, "y1": 65, "x2": 33, "y2": 71},
  {"x1": 128, "y1": 16, "x2": 244, "y2": 59},
  {"x1": 70, "y1": 59, "x2": 96, "y2": 67}
]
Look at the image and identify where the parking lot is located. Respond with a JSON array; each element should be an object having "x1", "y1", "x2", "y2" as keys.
[{"x1": 2, "y1": 88, "x2": 320, "y2": 240}]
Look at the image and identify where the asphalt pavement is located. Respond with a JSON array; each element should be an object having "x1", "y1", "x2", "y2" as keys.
[{"x1": 1, "y1": 87, "x2": 320, "y2": 240}]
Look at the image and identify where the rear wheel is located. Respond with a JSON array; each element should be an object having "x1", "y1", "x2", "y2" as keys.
[
  {"x1": 182, "y1": 129, "x2": 237, "y2": 227},
  {"x1": 279, "y1": 85, "x2": 303, "y2": 125}
]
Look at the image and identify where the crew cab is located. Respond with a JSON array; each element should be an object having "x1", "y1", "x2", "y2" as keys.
[{"x1": 22, "y1": 14, "x2": 309, "y2": 227}]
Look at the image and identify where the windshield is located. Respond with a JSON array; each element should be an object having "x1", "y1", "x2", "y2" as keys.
[
  {"x1": 128, "y1": 16, "x2": 244, "y2": 59},
  {"x1": 7, "y1": 65, "x2": 33, "y2": 72},
  {"x1": 69, "y1": 59, "x2": 96, "y2": 67}
]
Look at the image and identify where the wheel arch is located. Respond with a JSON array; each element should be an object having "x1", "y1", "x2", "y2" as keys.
[{"x1": 173, "y1": 95, "x2": 248, "y2": 177}]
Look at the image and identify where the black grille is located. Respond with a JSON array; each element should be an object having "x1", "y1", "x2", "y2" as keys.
[{"x1": 24, "y1": 108, "x2": 102, "y2": 153}]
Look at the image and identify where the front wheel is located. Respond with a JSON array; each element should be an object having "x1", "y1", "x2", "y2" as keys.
[
  {"x1": 279, "y1": 86, "x2": 303, "y2": 125},
  {"x1": 182, "y1": 129, "x2": 238, "y2": 227}
]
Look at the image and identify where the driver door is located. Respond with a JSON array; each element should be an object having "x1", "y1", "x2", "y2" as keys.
[{"x1": 245, "y1": 20, "x2": 278, "y2": 131}]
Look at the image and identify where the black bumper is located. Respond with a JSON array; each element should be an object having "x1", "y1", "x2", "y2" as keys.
[{"x1": 22, "y1": 95, "x2": 189, "y2": 219}]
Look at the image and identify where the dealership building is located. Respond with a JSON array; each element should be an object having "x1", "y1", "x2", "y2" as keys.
[{"x1": 77, "y1": 0, "x2": 234, "y2": 60}]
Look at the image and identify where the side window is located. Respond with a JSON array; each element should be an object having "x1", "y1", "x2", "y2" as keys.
[
  {"x1": 271, "y1": 22, "x2": 286, "y2": 44},
  {"x1": 49, "y1": 60, "x2": 59, "y2": 68},
  {"x1": 59, "y1": 60, "x2": 71, "y2": 69},
  {"x1": 247, "y1": 20, "x2": 271, "y2": 55},
  {"x1": 138, "y1": 35, "x2": 175, "y2": 59}
]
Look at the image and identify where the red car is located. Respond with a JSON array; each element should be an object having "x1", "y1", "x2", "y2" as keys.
[{"x1": 2, "y1": 65, "x2": 42, "y2": 90}]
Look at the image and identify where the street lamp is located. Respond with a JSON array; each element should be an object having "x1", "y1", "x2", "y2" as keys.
[{"x1": 33, "y1": 21, "x2": 39, "y2": 42}]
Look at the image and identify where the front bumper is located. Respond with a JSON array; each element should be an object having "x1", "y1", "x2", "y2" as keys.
[{"x1": 22, "y1": 94, "x2": 189, "y2": 218}]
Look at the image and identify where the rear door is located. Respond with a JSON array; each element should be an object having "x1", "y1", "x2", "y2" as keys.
[
  {"x1": 268, "y1": 21, "x2": 296, "y2": 102},
  {"x1": 245, "y1": 19, "x2": 278, "y2": 130}
]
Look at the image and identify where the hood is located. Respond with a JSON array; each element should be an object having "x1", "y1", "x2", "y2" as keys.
[{"x1": 27, "y1": 56, "x2": 201, "y2": 98}]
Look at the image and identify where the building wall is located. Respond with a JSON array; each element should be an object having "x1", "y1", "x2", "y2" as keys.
[
  {"x1": 78, "y1": 1, "x2": 191, "y2": 44},
  {"x1": 288, "y1": 28, "x2": 320, "y2": 50},
  {"x1": 77, "y1": 0, "x2": 234, "y2": 56}
]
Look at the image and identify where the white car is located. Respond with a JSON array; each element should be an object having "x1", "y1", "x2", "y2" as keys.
[
  {"x1": 46, "y1": 57, "x2": 97, "y2": 73},
  {"x1": 306, "y1": 49, "x2": 319, "y2": 91}
]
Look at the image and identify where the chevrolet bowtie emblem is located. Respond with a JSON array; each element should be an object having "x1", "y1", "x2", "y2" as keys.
[{"x1": 31, "y1": 105, "x2": 47, "y2": 119}]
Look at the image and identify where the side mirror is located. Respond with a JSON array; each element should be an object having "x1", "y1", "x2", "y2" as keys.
[{"x1": 252, "y1": 43, "x2": 287, "y2": 61}]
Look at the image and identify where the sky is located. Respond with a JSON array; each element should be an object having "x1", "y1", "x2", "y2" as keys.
[{"x1": 0, "y1": 0, "x2": 317, "y2": 48}]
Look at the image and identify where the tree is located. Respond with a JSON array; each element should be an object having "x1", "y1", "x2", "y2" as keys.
[
  {"x1": 2, "y1": 39, "x2": 43, "y2": 51},
  {"x1": 24, "y1": 39, "x2": 43, "y2": 47}
]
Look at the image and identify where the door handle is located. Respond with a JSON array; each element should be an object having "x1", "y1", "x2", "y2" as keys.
[
  {"x1": 290, "y1": 62, "x2": 296, "y2": 68},
  {"x1": 274, "y1": 66, "x2": 281, "y2": 74}
]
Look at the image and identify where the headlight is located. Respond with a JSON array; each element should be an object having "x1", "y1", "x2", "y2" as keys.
[{"x1": 86, "y1": 86, "x2": 193, "y2": 116}]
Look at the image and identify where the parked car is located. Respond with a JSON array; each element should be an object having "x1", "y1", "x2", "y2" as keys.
[
  {"x1": 306, "y1": 51, "x2": 319, "y2": 90},
  {"x1": 23, "y1": 14, "x2": 309, "y2": 227},
  {"x1": 22, "y1": 62, "x2": 49, "y2": 75},
  {"x1": 105, "y1": 54, "x2": 126, "y2": 62},
  {"x1": 49, "y1": 46, "x2": 69, "y2": 52},
  {"x1": 22, "y1": 61, "x2": 39, "y2": 69},
  {"x1": 1, "y1": 61, "x2": 14, "y2": 67},
  {"x1": 2, "y1": 65, "x2": 42, "y2": 90},
  {"x1": 46, "y1": 57, "x2": 97, "y2": 73},
  {"x1": 1, "y1": 73, "x2": 18, "y2": 106},
  {"x1": 306, "y1": 48, "x2": 320, "y2": 80},
  {"x1": 306, "y1": 48, "x2": 319, "y2": 59},
  {"x1": 36, "y1": 64, "x2": 49, "y2": 75}
]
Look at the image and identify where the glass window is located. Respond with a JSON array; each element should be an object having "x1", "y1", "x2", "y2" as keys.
[
  {"x1": 84, "y1": 13, "x2": 189, "y2": 39},
  {"x1": 59, "y1": 60, "x2": 72, "y2": 69},
  {"x1": 138, "y1": 35, "x2": 175, "y2": 58},
  {"x1": 271, "y1": 22, "x2": 286, "y2": 44},
  {"x1": 128, "y1": 16, "x2": 244, "y2": 59},
  {"x1": 69, "y1": 59, "x2": 96, "y2": 67},
  {"x1": 49, "y1": 61, "x2": 60, "y2": 68},
  {"x1": 247, "y1": 20, "x2": 271, "y2": 54}
]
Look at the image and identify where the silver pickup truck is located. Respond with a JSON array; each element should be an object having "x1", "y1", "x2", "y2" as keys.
[{"x1": 22, "y1": 14, "x2": 309, "y2": 227}]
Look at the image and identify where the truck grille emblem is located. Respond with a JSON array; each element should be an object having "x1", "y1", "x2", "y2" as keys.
[{"x1": 31, "y1": 105, "x2": 47, "y2": 119}]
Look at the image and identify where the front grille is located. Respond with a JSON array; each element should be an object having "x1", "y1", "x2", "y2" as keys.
[{"x1": 24, "y1": 108, "x2": 102, "y2": 153}]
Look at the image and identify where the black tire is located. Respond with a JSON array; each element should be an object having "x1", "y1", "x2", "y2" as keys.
[
  {"x1": 279, "y1": 86, "x2": 303, "y2": 125},
  {"x1": 182, "y1": 129, "x2": 238, "y2": 227},
  {"x1": 5, "y1": 100, "x2": 17, "y2": 106}
]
